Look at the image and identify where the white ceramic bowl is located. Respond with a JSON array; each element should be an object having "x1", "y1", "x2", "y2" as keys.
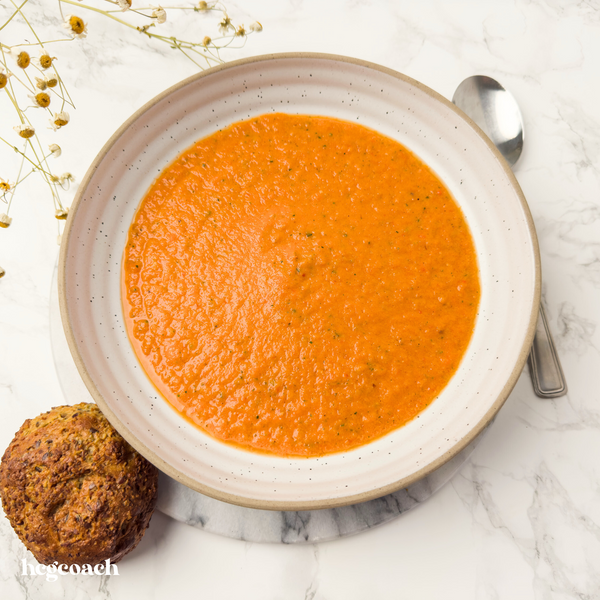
[{"x1": 59, "y1": 53, "x2": 540, "y2": 510}]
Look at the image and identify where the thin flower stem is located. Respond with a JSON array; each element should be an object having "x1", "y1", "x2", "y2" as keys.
[
  {"x1": 8, "y1": 168, "x2": 37, "y2": 210},
  {"x1": 30, "y1": 133, "x2": 61, "y2": 206},
  {"x1": 174, "y1": 45, "x2": 205, "y2": 69},
  {"x1": 60, "y1": 0, "x2": 138, "y2": 30},
  {"x1": 108, "y1": 5, "x2": 213, "y2": 10},
  {"x1": 0, "y1": 137, "x2": 53, "y2": 178},
  {"x1": 0, "y1": 0, "x2": 29, "y2": 33},
  {"x1": 186, "y1": 46, "x2": 214, "y2": 69},
  {"x1": 15, "y1": 169, "x2": 35, "y2": 187},
  {"x1": 22, "y1": 69, "x2": 36, "y2": 93},
  {"x1": 23, "y1": 136, "x2": 61, "y2": 206},
  {"x1": 4, "y1": 38, "x2": 75, "y2": 46},
  {"x1": 4, "y1": 87, "x2": 26, "y2": 124},
  {"x1": 0, "y1": 61, "x2": 33, "y2": 96},
  {"x1": 5, "y1": 144, "x2": 27, "y2": 214},
  {"x1": 118, "y1": 10, "x2": 153, "y2": 19},
  {"x1": 203, "y1": 47, "x2": 221, "y2": 63},
  {"x1": 9, "y1": 0, "x2": 45, "y2": 47},
  {"x1": 54, "y1": 67, "x2": 76, "y2": 109}
]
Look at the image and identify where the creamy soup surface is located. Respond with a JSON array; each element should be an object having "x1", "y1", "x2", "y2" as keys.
[{"x1": 122, "y1": 113, "x2": 480, "y2": 457}]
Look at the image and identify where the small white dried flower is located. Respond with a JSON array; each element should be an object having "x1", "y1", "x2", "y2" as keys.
[
  {"x1": 248, "y1": 21, "x2": 263, "y2": 32},
  {"x1": 49, "y1": 144, "x2": 62, "y2": 158},
  {"x1": 152, "y1": 6, "x2": 167, "y2": 24},
  {"x1": 116, "y1": 0, "x2": 132, "y2": 10},
  {"x1": 28, "y1": 92, "x2": 51, "y2": 108},
  {"x1": 0, "y1": 213, "x2": 12, "y2": 228},
  {"x1": 14, "y1": 124, "x2": 35, "y2": 139},
  {"x1": 35, "y1": 77, "x2": 48, "y2": 90},
  {"x1": 235, "y1": 25, "x2": 246, "y2": 37},
  {"x1": 38, "y1": 51, "x2": 54, "y2": 69},
  {"x1": 11, "y1": 48, "x2": 31, "y2": 69},
  {"x1": 197, "y1": 1, "x2": 209, "y2": 10},
  {"x1": 202, "y1": 36, "x2": 211, "y2": 47},
  {"x1": 57, "y1": 174, "x2": 75, "y2": 190},
  {"x1": 0, "y1": 178, "x2": 11, "y2": 193},
  {"x1": 59, "y1": 173, "x2": 75, "y2": 184},
  {"x1": 45, "y1": 74, "x2": 59, "y2": 88},
  {"x1": 218, "y1": 14, "x2": 233, "y2": 35},
  {"x1": 63, "y1": 15, "x2": 88, "y2": 39},
  {"x1": 0, "y1": 67, "x2": 9, "y2": 90},
  {"x1": 55, "y1": 207, "x2": 69, "y2": 220},
  {"x1": 50, "y1": 112, "x2": 70, "y2": 130}
]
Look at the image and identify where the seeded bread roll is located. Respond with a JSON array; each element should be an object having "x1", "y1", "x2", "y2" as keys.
[{"x1": 0, "y1": 403, "x2": 158, "y2": 566}]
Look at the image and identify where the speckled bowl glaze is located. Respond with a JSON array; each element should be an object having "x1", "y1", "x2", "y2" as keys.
[{"x1": 59, "y1": 53, "x2": 540, "y2": 510}]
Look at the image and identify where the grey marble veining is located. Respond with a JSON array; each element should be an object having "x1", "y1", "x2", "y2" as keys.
[{"x1": 155, "y1": 434, "x2": 484, "y2": 544}]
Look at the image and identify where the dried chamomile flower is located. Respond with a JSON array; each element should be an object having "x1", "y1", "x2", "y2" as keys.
[
  {"x1": 197, "y1": 1, "x2": 209, "y2": 10},
  {"x1": 59, "y1": 173, "x2": 74, "y2": 185},
  {"x1": 13, "y1": 124, "x2": 35, "y2": 139},
  {"x1": 235, "y1": 25, "x2": 246, "y2": 37},
  {"x1": 202, "y1": 36, "x2": 211, "y2": 47},
  {"x1": 30, "y1": 92, "x2": 51, "y2": 108},
  {"x1": 152, "y1": 6, "x2": 167, "y2": 24},
  {"x1": 11, "y1": 48, "x2": 31, "y2": 69},
  {"x1": 49, "y1": 144, "x2": 62, "y2": 158},
  {"x1": 0, "y1": 69, "x2": 8, "y2": 90},
  {"x1": 50, "y1": 112, "x2": 70, "y2": 130},
  {"x1": 36, "y1": 75, "x2": 58, "y2": 89},
  {"x1": 55, "y1": 207, "x2": 69, "y2": 220},
  {"x1": 63, "y1": 15, "x2": 88, "y2": 39},
  {"x1": 0, "y1": 179, "x2": 11, "y2": 193},
  {"x1": 218, "y1": 14, "x2": 233, "y2": 34},
  {"x1": 249, "y1": 22, "x2": 263, "y2": 32},
  {"x1": 0, "y1": 266, "x2": 5, "y2": 278},
  {"x1": 38, "y1": 51, "x2": 54, "y2": 69},
  {"x1": 45, "y1": 74, "x2": 59, "y2": 88},
  {"x1": 55, "y1": 173, "x2": 75, "y2": 189},
  {"x1": 116, "y1": 0, "x2": 132, "y2": 10},
  {"x1": 0, "y1": 213, "x2": 12, "y2": 228}
]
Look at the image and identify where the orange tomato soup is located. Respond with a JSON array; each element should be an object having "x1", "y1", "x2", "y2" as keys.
[{"x1": 122, "y1": 113, "x2": 480, "y2": 457}]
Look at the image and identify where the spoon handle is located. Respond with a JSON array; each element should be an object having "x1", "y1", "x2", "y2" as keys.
[{"x1": 527, "y1": 303, "x2": 567, "y2": 398}]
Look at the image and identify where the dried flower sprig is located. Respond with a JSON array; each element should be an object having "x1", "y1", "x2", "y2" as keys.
[
  {"x1": 0, "y1": 0, "x2": 262, "y2": 278},
  {"x1": 56, "y1": 0, "x2": 262, "y2": 70}
]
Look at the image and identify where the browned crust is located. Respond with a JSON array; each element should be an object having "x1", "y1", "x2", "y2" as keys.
[{"x1": 0, "y1": 403, "x2": 158, "y2": 566}]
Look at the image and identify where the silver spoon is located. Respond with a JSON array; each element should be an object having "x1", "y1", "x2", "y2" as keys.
[{"x1": 452, "y1": 75, "x2": 567, "y2": 398}]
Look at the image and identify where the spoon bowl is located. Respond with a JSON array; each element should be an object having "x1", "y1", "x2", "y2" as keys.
[{"x1": 452, "y1": 75, "x2": 524, "y2": 168}]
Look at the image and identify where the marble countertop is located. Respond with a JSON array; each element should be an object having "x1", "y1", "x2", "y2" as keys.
[{"x1": 1, "y1": 0, "x2": 600, "y2": 597}]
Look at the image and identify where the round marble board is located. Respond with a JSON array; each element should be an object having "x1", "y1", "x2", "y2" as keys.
[{"x1": 49, "y1": 262, "x2": 487, "y2": 544}]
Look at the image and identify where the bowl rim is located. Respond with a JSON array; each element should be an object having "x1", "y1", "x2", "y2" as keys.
[{"x1": 58, "y1": 52, "x2": 541, "y2": 510}]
